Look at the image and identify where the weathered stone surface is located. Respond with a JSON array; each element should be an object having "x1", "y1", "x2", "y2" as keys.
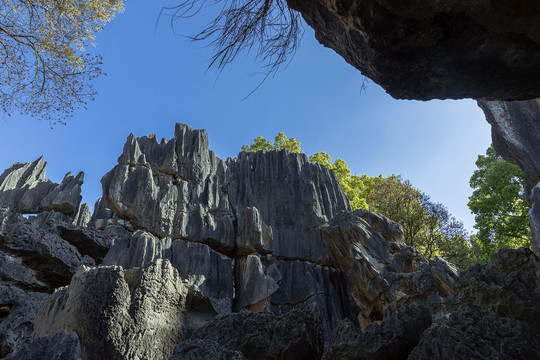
[
  {"x1": 0, "y1": 212, "x2": 95, "y2": 289},
  {"x1": 34, "y1": 259, "x2": 212, "y2": 360},
  {"x1": 101, "y1": 124, "x2": 236, "y2": 254},
  {"x1": 0, "y1": 285, "x2": 49, "y2": 358},
  {"x1": 227, "y1": 150, "x2": 350, "y2": 261},
  {"x1": 40, "y1": 171, "x2": 83, "y2": 215},
  {"x1": 4, "y1": 330, "x2": 82, "y2": 360},
  {"x1": 456, "y1": 247, "x2": 540, "y2": 327},
  {"x1": 103, "y1": 230, "x2": 234, "y2": 314},
  {"x1": 0, "y1": 158, "x2": 52, "y2": 213},
  {"x1": 0, "y1": 209, "x2": 108, "y2": 356},
  {"x1": 408, "y1": 313, "x2": 540, "y2": 360},
  {"x1": 72, "y1": 203, "x2": 91, "y2": 227},
  {"x1": 323, "y1": 303, "x2": 432, "y2": 360},
  {"x1": 179, "y1": 305, "x2": 324, "y2": 360},
  {"x1": 322, "y1": 210, "x2": 459, "y2": 328},
  {"x1": 169, "y1": 339, "x2": 246, "y2": 360},
  {"x1": 234, "y1": 254, "x2": 356, "y2": 336},
  {"x1": 57, "y1": 224, "x2": 112, "y2": 264},
  {"x1": 477, "y1": 99, "x2": 540, "y2": 253},
  {"x1": 289, "y1": 0, "x2": 540, "y2": 100},
  {"x1": 0, "y1": 158, "x2": 83, "y2": 216}
]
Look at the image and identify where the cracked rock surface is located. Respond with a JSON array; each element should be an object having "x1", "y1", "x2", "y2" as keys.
[{"x1": 2, "y1": 123, "x2": 539, "y2": 360}]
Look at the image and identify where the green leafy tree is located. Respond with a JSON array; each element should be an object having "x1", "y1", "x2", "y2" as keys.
[
  {"x1": 1, "y1": 0, "x2": 124, "y2": 124},
  {"x1": 241, "y1": 132, "x2": 301, "y2": 153},
  {"x1": 310, "y1": 151, "x2": 383, "y2": 210},
  {"x1": 368, "y1": 176, "x2": 429, "y2": 247},
  {"x1": 468, "y1": 145, "x2": 531, "y2": 258}
]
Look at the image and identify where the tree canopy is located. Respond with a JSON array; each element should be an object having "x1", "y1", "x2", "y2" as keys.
[
  {"x1": 0, "y1": 0, "x2": 124, "y2": 124},
  {"x1": 468, "y1": 145, "x2": 531, "y2": 260}
]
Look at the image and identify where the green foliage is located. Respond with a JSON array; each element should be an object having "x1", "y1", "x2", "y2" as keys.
[
  {"x1": 310, "y1": 152, "x2": 383, "y2": 210},
  {"x1": 241, "y1": 133, "x2": 301, "y2": 153},
  {"x1": 468, "y1": 145, "x2": 531, "y2": 258},
  {"x1": 1, "y1": 0, "x2": 124, "y2": 124}
]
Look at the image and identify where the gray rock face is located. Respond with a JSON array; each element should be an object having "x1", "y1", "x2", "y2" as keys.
[
  {"x1": 101, "y1": 124, "x2": 350, "y2": 262},
  {"x1": 169, "y1": 339, "x2": 246, "y2": 360},
  {"x1": 34, "y1": 259, "x2": 211, "y2": 360},
  {"x1": 456, "y1": 247, "x2": 540, "y2": 327},
  {"x1": 227, "y1": 150, "x2": 350, "y2": 261},
  {"x1": 234, "y1": 254, "x2": 355, "y2": 335},
  {"x1": 103, "y1": 230, "x2": 234, "y2": 314},
  {"x1": 288, "y1": 0, "x2": 540, "y2": 100},
  {"x1": 4, "y1": 331, "x2": 82, "y2": 360},
  {"x1": 408, "y1": 313, "x2": 540, "y2": 360},
  {"x1": 0, "y1": 158, "x2": 83, "y2": 215},
  {"x1": 322, "y1": 210, "x2": 459, "y2": 328},
  {"x1": 323, "y1": 303, "x2": 432, "y2": 360},
  {"x1": 176, "y1": 305, "x2": 324, "y2": 360},
  {"x1": 0, "y1": 207, "x2": 111, "y2": 356},
  {"x1": 101, "y1": 125, "x2": 236, "y2": 254},
  {"x1": 477, "y1": 99, "x2": 540, "y2": 254},
  {"x1": 0, "y1": 284, "x2": 49, "y2": 358}
]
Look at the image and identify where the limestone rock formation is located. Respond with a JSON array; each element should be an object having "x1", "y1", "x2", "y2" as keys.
[
  {"x1": 478, "y1": 99, "x2": 540, "y2": 254},
  {"x1": 288, "y1": 0, "x2": 540, "y2": 100},
  {"x1": 227, "y1": 150, "x2": 350, "y2": 261},
  {"x1": 101, "y1": 125, "x2": 236, "y2": 254},
  {"x1": 33, "y1": 259, "x2": 213, "y2": 360},
  {"x1": 233, "y1": 254, "x2": 355, "y2": 334},
  {"x1": 0, "y1": 158, "x2": 83, "y2": 215},
  {"x1": 174, "y1": 305, "x2": 324, "y2": 360},
  {"x1": 408, "y1": 313, "x2": 540, "y2": 360},
  {"x1": 103, "y1": 230, "x2": 234, "y2": 314},
  {"x1": 169, "y1": 339, "x2": 246, "y2": 360},
  {"x1": 322, "y1": 210, "x2": 459, "y2": 328},
  {"x1": 323, "y1": 303, "x2": 432, "y2": 360},
  {"x1": 455, "y1": 247, "x2": 540, "y2": 327},
  {"x1": 4, "y1": 331, "x2": 82, "y2": 360},
  {"x1": 0, "y1": 209, "x2": 110, "y2": 356},
  {"x1": 2, "y1": 124, "x2": 539, "y2": 360}
]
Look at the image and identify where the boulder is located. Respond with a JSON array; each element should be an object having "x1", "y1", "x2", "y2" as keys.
[
  {"x1": 323, "y1": 303, "x2": 432, "y2": 360},
  {"x1": 0, "y1": 209, "x2": 110, "y2": 356},
  {"x1": 455, "y1": 247, "x2": 540, "y2": 328},
  {"x1": 0, "y1": 285, "x2": 49, "y2": 358},
  {"x1": 4, "y1": 331, "x2": 82, "y2": 360},
  {"x1": 408, "y1": 313, "x2": 540, "y2": 360},
  {"x1": 178, "y1": 305, "x2": 324, "y2": 360},
  {"x1": 234, "y1": 254, "x2": 356, "y2": 336},
  {"x1": 288, "y1": 0, "x2": 540, "y2": 100},
  {"x1": 322, "y1": 210, "x2": 459, "y2": 327},
  {"x1": 33, "y1": 259, "x2": 214, "y2": 360},
  {"x1": 103, "y1": 230, "x2": 234, "y2": 314},
  {"x1": 169, "y1": 339, "x2": 246, "y2": 360}
]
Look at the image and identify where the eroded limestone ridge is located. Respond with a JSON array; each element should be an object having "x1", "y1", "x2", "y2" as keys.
[
  {"x1": 1, "y1": 123, "x2": 538, "y2": 360},
  {"x1": 288, "y1": 0, "x2": 540, "y2": 101}
]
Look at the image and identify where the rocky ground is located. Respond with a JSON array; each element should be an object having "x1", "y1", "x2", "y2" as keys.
[{"x1": 1, "y1": 124, "x2": 538, "y2": 359}]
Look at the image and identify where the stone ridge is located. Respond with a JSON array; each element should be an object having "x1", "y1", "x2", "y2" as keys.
[
  {"x1": 288, "y1": 0, "x2": 540, "y2": 100},
  {"x1": 99, "y1": 123, "x2": 350, "y2": 262},
  {"x1": 0, "y1": 157, "x2": 84, "y2": 216},
  {"x1": 2, "y1": 123, "x2": 539, "y2": 360}
]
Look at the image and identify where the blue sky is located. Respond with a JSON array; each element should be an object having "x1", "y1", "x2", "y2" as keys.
[{"x1": 0, "y1": 0, "x2": 492, "y2": 232}]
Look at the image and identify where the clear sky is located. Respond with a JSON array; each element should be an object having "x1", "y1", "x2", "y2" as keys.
[{"x1": 0, "y1": 0, "x2": 492, "y2": 232}]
